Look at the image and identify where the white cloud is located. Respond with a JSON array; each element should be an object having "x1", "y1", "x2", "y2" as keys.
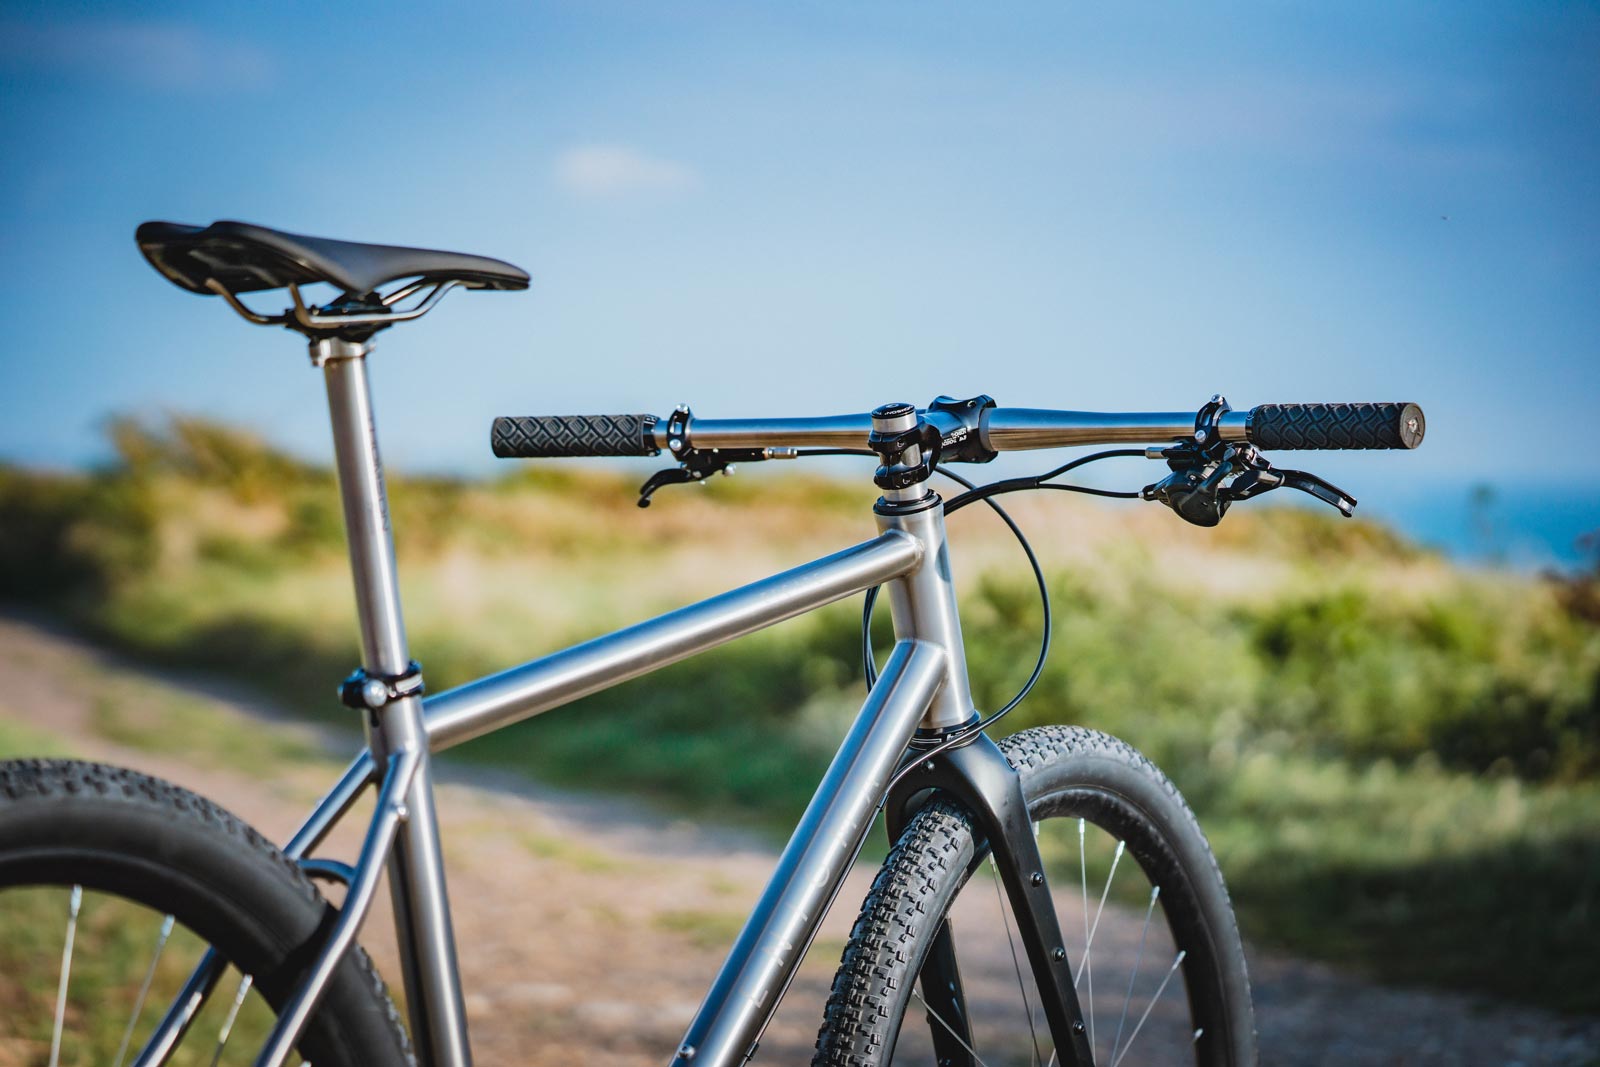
[{"x1": 554, "y1": 145, "x2": 699, "y2": 197}]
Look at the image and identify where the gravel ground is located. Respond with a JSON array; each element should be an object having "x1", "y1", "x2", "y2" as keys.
[{"x1": 1, "y1": 614, "x2": 1595, "y2": 1066}]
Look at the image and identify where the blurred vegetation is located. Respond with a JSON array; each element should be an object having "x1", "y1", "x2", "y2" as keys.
[
  {"x1": 2, "y1": 415, "x2": 1597, "y2": 1012},
  {"x1": 0, "y1": 887, "x2": 282, "y2": 1063}
]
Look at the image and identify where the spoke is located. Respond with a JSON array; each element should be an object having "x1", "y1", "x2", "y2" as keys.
[
  {"x1": 50, "y1": 885, "x2": 83, "y2": 1067},
  {"x1": 988, "y1": 855, "x2": 1043, "y2": 1067},
  {"x1": 1078, "y1": 819, "x2": 1093, "y2": 1053},
  {"x1": 1109, "y1": 886, "x2": 1159, "y2": 1063},
  {"x1": 1075, "y1": 841, "x2": 1124, "y2": 988},
  {"x1": 1109, "y1": 950, "x2": 1186, "y2": 1067},
  {"x1": 911, "y1": 986, "x2": 993, "y2": 1067},
  {"x1": 113, "y1": 914, "x2": 176, "y2": 1067},
  {"x1": 208, "y1": 972, "x2": 255, "y2": 1067}
]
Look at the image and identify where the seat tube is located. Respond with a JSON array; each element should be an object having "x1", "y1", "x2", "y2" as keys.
[{"x1": 316, "y1": 338, "x2": 473, "y2": 1067}]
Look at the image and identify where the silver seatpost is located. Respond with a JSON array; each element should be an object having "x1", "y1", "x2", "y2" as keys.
[{"x1": 314, "y1": 336, "x2": 473, "y2": 1067}]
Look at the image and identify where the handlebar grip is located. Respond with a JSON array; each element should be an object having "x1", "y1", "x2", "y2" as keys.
[
  {"x1": 491, "y1": 414, "x2": 659, "y2": 458},
  {"x1": 1247, "y1": 402, "x2": 1425, "y2": 450}
]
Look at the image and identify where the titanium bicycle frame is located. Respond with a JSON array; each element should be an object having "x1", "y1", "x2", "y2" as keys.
[{"x1": 132, "y1": 336, "x2": 1223, "y2": 1067}]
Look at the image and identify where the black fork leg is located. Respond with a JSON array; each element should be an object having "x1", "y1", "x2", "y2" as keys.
[
  {"x1": 919, "y1": 919, "x2": 977, "y2": 1066},
  {"x1": 888, "y1": 734, "x2": 1096, "y2": 1067}
]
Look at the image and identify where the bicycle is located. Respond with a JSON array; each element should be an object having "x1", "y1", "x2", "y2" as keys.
[{"x1": 0, "y1": 219, "x2": 1426, "y2": 1067}]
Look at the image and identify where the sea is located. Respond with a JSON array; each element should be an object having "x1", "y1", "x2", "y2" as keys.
[{"x1": 1359, "y1": 481, "x2": 1599, "y2": 573}]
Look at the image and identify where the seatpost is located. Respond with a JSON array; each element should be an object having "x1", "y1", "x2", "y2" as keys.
[{"x1": 313, "y1": 336, "x2": 474, "y2": 1067}]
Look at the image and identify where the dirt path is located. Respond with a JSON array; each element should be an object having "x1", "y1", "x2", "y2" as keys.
[{"x1": 1, "y1": 614, "x2": 1595, "y2": 1066}]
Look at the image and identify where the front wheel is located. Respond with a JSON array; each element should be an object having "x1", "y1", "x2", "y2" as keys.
[
  {"x1": 0, "y1": 759, "x2": 413, "y2": 1066},
  {"x1": 815, "y1": 726, "x2": 1256, "y2": 1066}
]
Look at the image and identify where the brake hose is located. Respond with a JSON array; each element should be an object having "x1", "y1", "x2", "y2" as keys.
[{"x1": 849, "y1": 449, "x2": 1149, "y2": 784}]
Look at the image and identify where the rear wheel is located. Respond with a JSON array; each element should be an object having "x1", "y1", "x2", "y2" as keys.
[
  {"x1": 0, "y1": 759, "x2": 412, "y2": 1066},
  {"x1": 815, "y1": 726, "x2": 1256, "y2": 1066}
]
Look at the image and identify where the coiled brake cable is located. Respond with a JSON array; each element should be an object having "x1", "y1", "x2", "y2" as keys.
[
  {"x1": 860, "y1": 465, "x2": 1046, "y2": 706},
  {"x1": 824, "y1": 448, "x2": 1147, "y2": 786},
  {"x1": 795, "y1": 446, "x2": 1144, "y2": 739}
]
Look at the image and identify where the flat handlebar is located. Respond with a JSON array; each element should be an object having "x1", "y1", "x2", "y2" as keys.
[{"x1": 490, "y1": 401, "x2": 1425, "y2": 460}]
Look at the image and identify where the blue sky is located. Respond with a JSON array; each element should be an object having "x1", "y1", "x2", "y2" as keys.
[{"x1": 1, "y1": 2, "x2": 1596, "y2": 561}]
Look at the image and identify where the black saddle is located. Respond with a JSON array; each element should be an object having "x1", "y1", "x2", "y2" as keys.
[{"x1": 136, "y1": 220, "x2": 529, "y2": 300}]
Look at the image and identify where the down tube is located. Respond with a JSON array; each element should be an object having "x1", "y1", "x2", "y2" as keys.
[{"x1": 678, "y1": 639, "x2": 947, "y2": 1067}]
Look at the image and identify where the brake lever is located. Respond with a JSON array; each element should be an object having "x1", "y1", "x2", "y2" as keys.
[
  {"x1": 636, "y1": 466, "x2": 698, "y2": 507},
  {"x1": 637, "y1": 448, "x2": 768, "y2": 507},
  {"x1": 1223, "y1": 453, "x2": 1357, "y2": 516},
  {"x1": 1276, "y1": 468, "x2": 1357, "y2": 516},
  {"x1": 633, "y1": 403, "x2": 779, "y2": 507}
]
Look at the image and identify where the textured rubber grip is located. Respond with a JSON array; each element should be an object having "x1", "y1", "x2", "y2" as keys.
[
  {"x1": 1247, "y1": 402, "x2": 1424, "y2": 450},
  {"x1": 491, "y1": 414, "x2": 659, "y2": 458}
]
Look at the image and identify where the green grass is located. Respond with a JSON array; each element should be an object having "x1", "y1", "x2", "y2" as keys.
[
  {"x1": 1196, "y1": 753, "x2": 1600, "y2": 1013},
  {"x1": 653, "y1": 908, "x2": 750, "y2": 950},
  {"x1": 514, "y1": 827, "x2": 630, "y2": 874},
  {"x1": 0, "y1": 888, "x2": 295, "y2": 1065},
  {"x1": 0, "y1": 714, "x2": 74, "y2": 759},
  {"x1": 89, "y1": 690, "x2": 330, "y2": 778},
  {"x1": 3, "y1": 414, "x2": 1598, "y2": 1013}
]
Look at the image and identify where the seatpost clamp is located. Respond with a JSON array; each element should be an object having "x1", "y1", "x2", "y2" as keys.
[
  {"x1": 339, "y1": 661, "x2": 425, "y2": 711},
  {"x1": 309, "y1": 336, "x2": 373, "y2": 368}
]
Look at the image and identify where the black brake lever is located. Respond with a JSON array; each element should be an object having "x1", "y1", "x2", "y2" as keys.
[
  {"x1": 636, "y1": 466, "x2": 698, "y2": 507},
  {"x1": 637, "y1": 448, "x2": 768, "y2": 507},
  {"x1": 1223, "y1": 452, "x2": 1357, "y2": 516},
  {"x1": 1275, "y1": 468, "x2": 1357, "y2": 516}
]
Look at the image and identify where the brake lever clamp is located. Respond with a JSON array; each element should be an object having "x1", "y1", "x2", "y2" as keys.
[
  {"x1": 636, "y1": 404, "x2": 767, "y2": 508},
  {"x1": 1140, "y1": 395, "x2": 1239, "y2": 526}
]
